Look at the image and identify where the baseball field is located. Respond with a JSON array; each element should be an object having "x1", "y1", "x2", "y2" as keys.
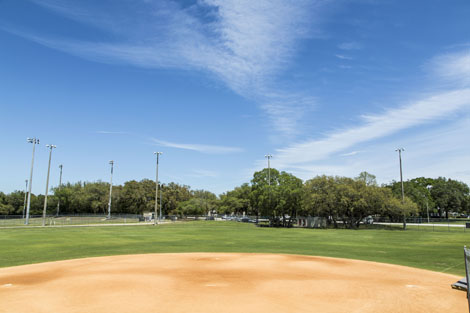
[{"x1": 0, "y1": 221, "x2": 469, "y2": 312}]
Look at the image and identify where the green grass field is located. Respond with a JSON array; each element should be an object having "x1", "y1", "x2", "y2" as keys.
[{"x1": 1, "y1": 221, "x2": 469, "y2": 276}]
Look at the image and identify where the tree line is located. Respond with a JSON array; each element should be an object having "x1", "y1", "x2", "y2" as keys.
[
  {"x1": 0, "y1": 180, "x2": 217, "y2": 217},
  {"x1": 1, "y1": 170, "x2": 469, "y2": 228}
]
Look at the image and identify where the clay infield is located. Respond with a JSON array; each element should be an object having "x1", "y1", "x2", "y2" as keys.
[{"x1": 0, "y1": 253, "x2": 466, "y2": 313}]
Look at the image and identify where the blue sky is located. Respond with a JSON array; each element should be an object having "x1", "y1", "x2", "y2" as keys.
[{"x1": 1, "y1": 0, "x2": 469, "y2": 195}]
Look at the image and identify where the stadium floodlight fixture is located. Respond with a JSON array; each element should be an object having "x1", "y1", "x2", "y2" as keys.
[
  {"x1": 153, "y1": 152, "x2": 163, "y2": 225},
  {"x1": 42, "y1": 144, "x2": 57, "y2": 226},
  {"x1": 25, "y1": 137, "x2": 39, "y2": 225},
  {"x1": 395, "y1": 148, "x2": 406, "y2": 229},
  {"x1": 107, "y1": 161, "x2": 114, "y2": 219},
  {"x1": 27, "y1": 137, "x2": 40, "y2": 144}
]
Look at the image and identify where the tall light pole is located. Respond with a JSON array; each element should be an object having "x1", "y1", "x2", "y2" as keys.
[
  {"x1": 263, "y1": 154, "x2": 273, "y2": 224},
  {"x1": 396, "y1": 148, "x2": 406, "y2": 230},
  {"x1": 265, "y1": 154, "x2": 272, "y2": 186},
  {"x1": 154, "y1": 152, "x2": 162, "y2": 225},
  {"x1": 25, "y1": 137, "x2": 39, "y2": 225},
  {"x1": 42, "y1": 144, "x2": 56, "y2": 226},
  {"x1": 107, "y1": 161, "x2": 114, "y2": 219},
  {"x1": 426, "y1": 185, "x2": 432, "y2": 223},
  {"x1": 56, "y1": 164, "x2": 63, "y2": 216},
  {"x1": 22, "y1": 180, "x2": 28, "y2": 219}
]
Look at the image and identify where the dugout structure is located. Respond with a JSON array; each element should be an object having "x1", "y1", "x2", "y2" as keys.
[
  {"x1": 466, "y1": 246, "x2": 470, "y2": 312},
  {"x1": 296, "y1": 216, "x2": 326, "y2": 228},
  {"x1": 452, "y1": 246, "x2": 470, "y2": 312}
]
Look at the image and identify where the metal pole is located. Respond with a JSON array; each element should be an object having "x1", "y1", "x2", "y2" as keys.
[
  {"x1": 42, "y1": 144, "x2": 56, "y2": 226},
  {"x1": 154, "y1": 152, "x2": 162, "y2": 225},
  {"x1": 159, "y1": 156, "x2": 162, "y2": 223},
  {"x1": 396, "y1": 148, "x2": 406, "y2": 230},
  {"x1": 426, "y1": 198, "x2": 430, "y2": 224},
  {"x1": 107, "y1": 161, "x2": 114, "y2": 219},
  {"x1": 157, "y1": 152, "x2": 159, "y2": 225},
  {"x1": 267, "y1": 157, "x2": 271, "y2": 186},
  {"x1": 426, "y1": 185, "x2": 432, "y2": 224},
  {"x1": 56, "y1": 164, "x2": 63, "y2": 216},
  {"x1": 264, "y1": 154, "x2": 272, "y2": 224},
  {"x1": 22, "y1": 180, "x2": 28, "y2": 219},
  {"x1": 25, "y1": 138, "x2": 39, "y2": 225}
]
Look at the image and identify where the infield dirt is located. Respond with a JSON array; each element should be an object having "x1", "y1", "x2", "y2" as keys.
[{"x1": 0, "y1": 253, "x2": 466, "y2": 313}]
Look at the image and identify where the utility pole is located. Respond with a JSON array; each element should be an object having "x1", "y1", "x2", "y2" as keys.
[
  {"x1": 154, "y1": 152, "x2": 162, "y2": 225},
  {"x1": 396, "y1": 148, "x2": 406, "y2": 230},
  {"x1": 107, "y1": 160, "x2": 114, "y2": 219},
  {"x1": 25, "y1": 137, "x2": 39, "y2": 225},
  {"x1": 22, "y1": 180, "x2": 28, "y2": 219},
  {"x1": 56, "y1": 164, "x2": 63, "y2": 216},
  {"x1": 264, "y1": 154, "x2": 273, "y2": 224},
  {"x1": 42, "y1": 144, "x2": 56, "y2": 226}
]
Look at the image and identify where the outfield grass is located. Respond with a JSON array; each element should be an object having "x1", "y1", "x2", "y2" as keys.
[{"x1": 1, "y1": 221, "x2": 469, "y2": 276}]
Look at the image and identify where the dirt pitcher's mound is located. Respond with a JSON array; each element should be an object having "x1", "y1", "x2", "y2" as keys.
[{"x1": 0, "y1": 253, "x2": 466, "y2": 313}]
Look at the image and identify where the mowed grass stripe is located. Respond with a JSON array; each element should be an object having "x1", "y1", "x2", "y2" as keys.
[{"x1": 0, "y1": 221, "x2": 469, "y2": 275}]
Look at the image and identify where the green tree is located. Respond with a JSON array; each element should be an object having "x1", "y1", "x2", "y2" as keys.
[
  {"x1": 386, "y1": 179, "x2": 435, "y2": 217},
  {"x1": 277, "y1": 172, "x2": 303, "y2": 227},
  {"x1": 381, "y1": 189, "x2": 418, "y2": 219},
  {"x1": 219, "y1": 183, "x2": 252, "y2": 215},
  {"x1": 303, "y1": 175, "x2": 340, "y2": 227},
  {"x1": 251, "y1": 168, "x2": 280, "y2": 220},
  {"x1": 355, "y1": 171, "x2": 377, "y2": 186},
  {"x1": 163, "y1": 183, "x2": 192, "y2": 215},
  {"x1": 177, "y1": 198, "x2": 207, "y2": 216},
  {"x1": 431, "y1": 177, "x2": 470, "y2": 218},
  {"x1": 117, "y1": 179, "x2": 155, "y2": 214},
  {"x1": 0, "y1": 192, "x2": 15, "y2": 215},
  {"x1": 192, "y1": 190, "x2": 218, "y2": 215}
]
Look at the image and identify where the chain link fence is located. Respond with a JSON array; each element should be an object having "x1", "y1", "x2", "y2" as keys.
[
  {"x1": 357, "y1": 216, "x2": 470, "y2": 232},
  {"x1": 0, "y1": 214, "x2": 265, "y2": 227},
  {"x1": 2, "y1": 214, "x2": 469, "y2": 232},
  {"x1": 0, "y1": 214, "x2": 146, "y2": 227}
]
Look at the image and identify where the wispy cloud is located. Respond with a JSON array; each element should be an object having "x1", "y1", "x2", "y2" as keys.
[
  {"x1": 11, "y1": 0, "x2": 331, "y2": 136},
  {"x1": 271, "y1": 50, "x2": 470, "y2": 178},
  {"x1": 340, "y1": 151, "x2": 361, "y2": 157},
  {"x1": 338, "y1": 41, "x2": 362, "y2": 50},
  {"x1": 289, "y1": 118, "x2": 470, "y2": 185},
  {"x1": 335, "y1": 54, "x2": 352, "y2": 60},
  {"x1": 429, "y1": 50, "x2": 470, "y2": 87},
  {"x1": 151, "y1": 138, "x2": 242, "y2": 154},
  {"x1": 275, "y1": 88, "x2": 470, "y2": 167},
  {"x1": 189, "y1": 169, "x2": 219, "y2": 178}
]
